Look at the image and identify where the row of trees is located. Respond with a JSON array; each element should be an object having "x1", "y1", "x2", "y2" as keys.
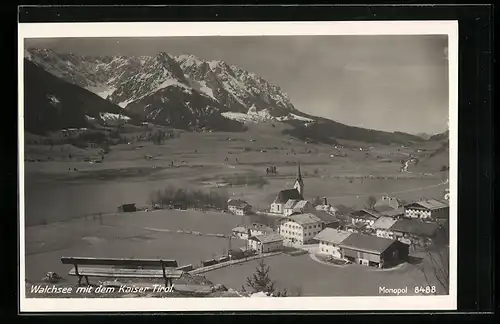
[{"x1": 149, "y1": 185, "x2": 229, "y2": 210}]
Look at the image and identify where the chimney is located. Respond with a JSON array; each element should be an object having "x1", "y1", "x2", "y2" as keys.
[{"x1": 322, "y1": 197, "x2": 327, "y2": 205}]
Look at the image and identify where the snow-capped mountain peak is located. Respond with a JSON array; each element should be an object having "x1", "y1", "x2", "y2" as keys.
[{"x1": 25, "y1": 49, "x2": 304, "y2": 128}]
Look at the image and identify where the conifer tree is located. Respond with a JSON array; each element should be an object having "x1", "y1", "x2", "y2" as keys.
[{"x1": 244, "y1": 259, "x2": 276, "y2": 295}]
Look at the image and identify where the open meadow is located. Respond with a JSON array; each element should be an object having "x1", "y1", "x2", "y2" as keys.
[{"x1": 23, "y1": 125, "x2": 449, "y2": 295}]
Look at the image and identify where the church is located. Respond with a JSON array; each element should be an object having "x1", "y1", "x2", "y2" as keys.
[{"x1": 270, "y1": 163, "x2": 305, "y2": 214}]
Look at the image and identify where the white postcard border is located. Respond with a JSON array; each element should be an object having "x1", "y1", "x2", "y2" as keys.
[{"x1": 18, "y1": 20, "x2": 458, "y2": 312}]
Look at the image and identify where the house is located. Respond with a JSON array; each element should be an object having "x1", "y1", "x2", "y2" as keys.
[
  {"x1": 87, "y1": 142, "x2": 98, "y2": 149},
  {"x1": 389, "y1": 219, "x2": 441, "y2": 246},
  {"x1": 315, "y1": 197, "x2": 338, "y2": 215},
  {"x1": 173, "y1": 203, "x2": 187, "y2": 210},
  {"x1": 374, "y1": 195, "x2": 402, "y2": 212},
  {"x1": 232, "y1": 223, "x2": 274, "y2": 240},
  {"x1": 372, "y1": 216, "x2": 398, "y2": 239},
  {"x1": 314, "y1": 228, "x2": 352, "y2": 259},
  {"x1": 270, "y1": 189, "x2": 302, "y2": 214},
  {"x1": 247, "y1": 233, "x2": 284, "y2": 253},
  {"x1": 270, "y1": 163, "x2": 304, "y2": 214},
  {"x1": 227, "y1": 199, "x2": 252, "y2": 216},
  {"x1": 349, "y1": 209, "x2": 381, "y2": 227},
  {"x1": 283, "y1": 199, "x2": 314, "y2": 216},
  {"x1": 379, "y1": 207, "x2": 405, "y2": 219},
  {"x1": 283, "y1": 199, "x2": 299, "y2": 216},
  {"x1": 277, "y1": 213, "x2": 324, "y2": 245},
  {"x1": 404, "y1": 199, "x2": 449, "y2": 220},
  {"x1": 117, "y1": 203, "x2": 136, "y2": 213},
  {"x1": 312, "y1": 210, "x2": 341, "y2": 229},
  {"x1": 344, "y1": 222, "x2": 368, "y2": 234},
  {"x1": 339, "y1": 233, "x2": 409, "y2": 268}
]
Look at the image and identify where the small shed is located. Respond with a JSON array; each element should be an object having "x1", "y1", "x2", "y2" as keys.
[{"x1": 117, "y1": 203, "x2": 137, "y2": 213}]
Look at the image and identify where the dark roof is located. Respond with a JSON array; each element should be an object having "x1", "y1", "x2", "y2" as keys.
[
  {"x1": 250, "y1": 233, "x2": 283, "y2": 244},
  {"x1": 350, "y1": 209, "x2": 381, "y2": 220},
  {"x1": 379, "y1": 207, "x2": 405, "y2": 217},
  {"x1": 389, "y1": 219, "x2": 440, "y2": 237},
  {"x1": 339, "y1": 233, "x2": 398, "y2": 254},
  {"x1": 228, "y1": 199, "x2": 250, "y2": 208},
  {"x1": 405, "y1": 199, "x2": 449, "y2": 210},
  {"x1": 312, "y1": 210, "x2": 339, "y2": 224},
  {"x1": 274, "y1": 189, "x2": 302, "y2": 204},
  {"x1": 374, "y1": 204, "x2": 395, "y2": 213}
]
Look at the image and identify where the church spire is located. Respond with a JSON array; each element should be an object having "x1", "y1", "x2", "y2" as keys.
[
  {"x1": 296, "y1": 163, "x2": 303, "y2": 183},
  {"x1": 294, "y1": 162, "x2": 304, "y2": 198}
]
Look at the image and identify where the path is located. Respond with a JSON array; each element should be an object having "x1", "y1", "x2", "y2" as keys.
[
  {"x1": 188, "y1": 251, "x2": 282, "y2": 275},
  {"x1": 309, "y1": 252, "x2": 408, "y2": 272}
]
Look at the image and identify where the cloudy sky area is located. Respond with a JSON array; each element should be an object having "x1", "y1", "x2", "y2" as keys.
[{"x1": 26, "y1": 35, "x2": 449, "y2": 135}]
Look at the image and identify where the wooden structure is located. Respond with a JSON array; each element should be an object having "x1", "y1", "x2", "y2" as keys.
[
  {"x1": 60, "y1": 257, "x2": 182, "y2": 287},
  {"x1": 339, "y1": 233, "x2": 408, "y2": 268},
  {"x1": 117, "y1": 203, "x2": 137, "y2": 213}
]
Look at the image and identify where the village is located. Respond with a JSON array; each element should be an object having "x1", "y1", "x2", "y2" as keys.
[{"x1": 225, "y1": 163, "x2": 449, "y2": 271}]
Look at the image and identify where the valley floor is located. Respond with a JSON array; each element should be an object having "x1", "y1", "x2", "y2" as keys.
[{"x1": 22, "y1": 128, "x2": 450, "y2": 297}]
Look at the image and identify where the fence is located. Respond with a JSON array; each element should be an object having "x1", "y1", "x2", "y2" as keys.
[{"x1": 189, "y1": 251, "x2": 282, "y2": 275}]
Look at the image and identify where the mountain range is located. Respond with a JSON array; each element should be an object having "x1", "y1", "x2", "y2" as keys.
[{"x1": 24, "y1": 48, "x2": 428, "y2": 145}]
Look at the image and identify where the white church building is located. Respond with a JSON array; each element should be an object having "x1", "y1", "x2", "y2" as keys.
[{"x1": 270, "y1": 163, "x2": 305, "y2": 214}]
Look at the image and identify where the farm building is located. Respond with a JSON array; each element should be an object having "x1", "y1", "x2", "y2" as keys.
[
  {"x1": 117, "y1": 203, "x2": 136, "y2": 213},
  {"x1": 283, "y1": 199, "x2": 299, "y2": 216},
  {"x1": 404, "y1": 199, "x2": 449, "y2": 220},
  {"x1": 344, "y1": 222, "x2": 368, "y2": 234},
  {"x1": 374, "y1": 195, "x2": 402, "y2": 212},
  {"x1": 227, "y1": 199, "x2": 252, "y2": 216},
  {"x1": 379, "y1": 207, "x2": 405, "y2": 219},
  {"x1": 232, "y1": 223, "x2": 274, "y2": 240},
  {"x1": 283, "y1": 199, "x2": 315, "y2": 216},
  {"x1": 349, "y1": 209, "x2": 381, "y2": 227},
  {"x1": 315, "y1": 197, "x2": 338, "y2": 215},
  {"x1": 312, "y1": 210, "x2": 341, "y2": 229},
  {"x1": 247, "y1": 233, "x2": 284, "y2": 253},
  {"x1": 277, "y1": 213, "x2": 324, "y2": 245},
  {"x1": 372, "y1": 216, "x2": 398, "y2": 239},
  {"x1": 339, "y1": 233, "x2": 409, "y2": 268},
  {"x1": 314, "y1": 228, "x2": 352, "y2": 259},
  {"x1": 270, "y1": 189, "x2": 302, "y2": 214},
  {"x1": 389, "y1": 219, "x2": 441, "y2": 246}
]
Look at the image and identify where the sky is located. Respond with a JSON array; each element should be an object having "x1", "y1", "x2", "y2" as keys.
[{"x1": 25, "y1": 35, "x2": 449, "y2": 135}]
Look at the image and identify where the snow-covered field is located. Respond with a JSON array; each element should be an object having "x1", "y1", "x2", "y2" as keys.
[
  {"x1": 222, "y1": 108, "x2": 275, "y2": 124},
  {"x1": 86, "y1": 85, "x2": 116, "y2": 99},
  {"x1": 99, "y1": 112, "x2": 131, "y2": 121},
  {"x1": 276, "y1": 113, "x2": 314, "y2": 123},
  {"x1": 222, "y1": 108, "x2": 315, "y2": 125}
]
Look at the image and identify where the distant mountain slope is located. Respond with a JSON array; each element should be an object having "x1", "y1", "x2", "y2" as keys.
[
  {"x1": 25, "y1": 48, "x2": 427, "y2": 145},
  {"x1": 280, "y1": 112, "x2": 424, "y2": 145},
  {"x1": 23, "y1": 59, "x2": 135, "y2": 135},
  {"x1": 429, "y1": 130, "x2": 449, "y2": 142}
]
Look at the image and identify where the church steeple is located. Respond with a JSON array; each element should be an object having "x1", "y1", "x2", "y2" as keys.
[{"x1": 294, "y1": 162, "x2": 304, "y2": 198}]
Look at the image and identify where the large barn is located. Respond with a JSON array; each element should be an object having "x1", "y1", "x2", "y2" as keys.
[{"x1": 339, "y1": 233, "x2": 409, "y2": 268}]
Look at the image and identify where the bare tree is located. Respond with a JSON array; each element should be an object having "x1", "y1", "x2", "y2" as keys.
[
  {"x1": 366, "y1": 195, "x2": 377, "y2": 209},
  {"x1": 417, "y1": 225, "x2": 449, "y2": 294}
]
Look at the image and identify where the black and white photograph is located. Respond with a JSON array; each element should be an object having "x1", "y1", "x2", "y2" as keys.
[{"x1": 18, "y1": 21, "x2": 458, "y2": 311}]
